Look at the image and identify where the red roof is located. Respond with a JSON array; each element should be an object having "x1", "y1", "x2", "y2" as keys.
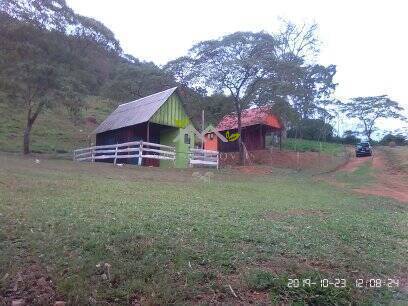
[{"x1": 216, "y1": 106, "x2": 283, "y2": 131}]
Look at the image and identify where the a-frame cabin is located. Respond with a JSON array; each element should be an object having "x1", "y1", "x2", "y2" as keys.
[{"x1": 93, "y1": 87, "x2": 195, "y2": 168}]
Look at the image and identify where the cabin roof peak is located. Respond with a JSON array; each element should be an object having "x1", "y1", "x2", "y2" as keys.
[{"x1": 93, "y1": 87, "x2": 178, "y2": 134}]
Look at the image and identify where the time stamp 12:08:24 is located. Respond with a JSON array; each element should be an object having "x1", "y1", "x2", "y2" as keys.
[{"x1": 287, "y1": 278, "x2": 400, "y2": 289}]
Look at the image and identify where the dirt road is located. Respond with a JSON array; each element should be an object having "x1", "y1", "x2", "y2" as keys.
[{"x1": 337, "y1": 149, "x2": 408, "y2": 203}]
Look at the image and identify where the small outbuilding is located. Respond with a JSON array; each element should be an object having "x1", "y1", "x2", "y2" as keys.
[
  {"x1": 204, "y1": 106, "x2": 283, "y2": 152},
  {"x1": 93, "y1": 87, "x2": 195, "y2": 168}
]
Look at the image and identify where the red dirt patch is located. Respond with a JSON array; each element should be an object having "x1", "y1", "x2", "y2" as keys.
[
  {"x1": 234, "y1": 166, "x2": 273, "y2": 175},
  {"x1": 220, "y1": 149, "x2": 348, "y2": 172},
  {"x1": 337, "y1": 155, "x2": 372, "y2": 172},
  {"x1": 354, "y1": 186, "x2": 408, "y2": 203},
  {"x1": 84, "y1": 116, "x2": 98, "y2": 125},
  {"x1": 0, "y1": 260, "x2": 63, "y2": 305},
  {"x1": 356, "y1": 151, "x2": 408, "y2": 203},
  {"x1": 330, "y1": 149, "x2": 408, "y2": 203}
]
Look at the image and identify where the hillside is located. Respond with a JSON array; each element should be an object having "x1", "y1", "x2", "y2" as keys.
[
  {"x1": 0, "y1": 0, "x2": 180, "y2": 155},
  {"x1": 0, "y1": 1, "x2": 236, "y2": 155},
  {"x1": 0, "y1": 96, "x2": 112, "y2": 154}
]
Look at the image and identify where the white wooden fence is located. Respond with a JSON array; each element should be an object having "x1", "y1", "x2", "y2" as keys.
[
  {"x1": 189, "y1": 148, "x2": 219, "y2": 169},
  {"x1": 73, "y1": 141, "x2": 175, "y2": 165}
]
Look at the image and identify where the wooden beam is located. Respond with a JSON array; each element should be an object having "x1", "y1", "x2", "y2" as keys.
[
  {"x1": 147, "y1": 121, "x2": 150, "y2": 142},
  {"x1": 279, "y1": 130, "x2": 282, "y2": 150}
]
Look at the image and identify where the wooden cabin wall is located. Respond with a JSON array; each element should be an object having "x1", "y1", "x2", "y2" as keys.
[
  {"x1": 218, "y1": 125, "x2": 264, "y2": 152},
  {"x1": 218, "y1": 124, "x2": 282, "y2": 152},
  {"x1": 95, "y1": 122, "x2": 162, "y2": 166}
]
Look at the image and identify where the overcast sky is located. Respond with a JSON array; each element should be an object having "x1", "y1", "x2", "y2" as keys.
[{"x1": 67, "y1": 0, "x2": 407, "y2": 136}]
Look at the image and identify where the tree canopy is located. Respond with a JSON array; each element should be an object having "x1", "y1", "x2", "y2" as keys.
[
  {"x1": 165, "y1": 24, "x2": 338, "y2": 161},
  {"x1": 338, "y1": 95, "x2": 406, "y2": 142},
  {"x1": 0, "y1": 7, "x2": 175, "y2": 153},
  {"x1": 165, "y1": 31, "x2": 279, "y2": 161}
]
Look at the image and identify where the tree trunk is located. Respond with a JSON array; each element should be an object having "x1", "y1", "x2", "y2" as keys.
[
  {"x1": 22, "y1": 101, "x2": 44, "y2": 155},
  {"x1": 23, "y1": 125, "x2": 32, "y2": 155},
  {"x1": 363, "y1": 120, "x2": 371, "y2": 142},
  {"x1": 237, "y1": 108, "x2": 243, "y2": 165}
]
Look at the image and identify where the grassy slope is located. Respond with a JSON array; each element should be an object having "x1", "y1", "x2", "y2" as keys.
[
  {"x1": 282, "y1": 138, "x2": 343, "y2": 155},
  {"x1": 0, "y1": 155, "x2": 406, "y2": 304},
  {"x1": 0, "y1": 97, "x2": 112, "y2": 155},
  {"x1": 381, "y1": 146, "x2": 408, "y2": 174}
]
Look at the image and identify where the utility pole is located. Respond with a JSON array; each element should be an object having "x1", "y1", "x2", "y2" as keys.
[{"x1": 201, "y1": 109, "x2": 205, "y2": 149}]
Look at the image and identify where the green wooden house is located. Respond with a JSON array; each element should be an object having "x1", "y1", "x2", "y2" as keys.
[{"x1": 93, "y1": 87, "x2": 195, "y2": 168}]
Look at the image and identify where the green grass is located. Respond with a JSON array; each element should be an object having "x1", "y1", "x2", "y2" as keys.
[
  {"x1": 335, "y1": 159, "x2": 376, "y2": 187},
  {"x1": 0, "y1": 96, "x2": 113, "y2": 154},
  {"x1": 0, "y1": 154, "x2": 407, "y2": 304},
  {"x1": 282, "y1": 138, "x2": 344, "y2": 155}
]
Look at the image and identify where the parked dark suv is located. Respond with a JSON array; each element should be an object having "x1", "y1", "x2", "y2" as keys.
[{"x1": 355, "y1": 142, "x2": 372, "y2": 157}]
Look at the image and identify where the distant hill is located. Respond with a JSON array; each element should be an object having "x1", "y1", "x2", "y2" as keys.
[
  {"x1": 1, "y1": 0, "x2": 122, "y2": 53},
  {"x1": 0, "y1": 0, "x2": 177, "y2": 154},
  {"x1": 0, "y1": 0, "x2": 235, "y2": 154}
]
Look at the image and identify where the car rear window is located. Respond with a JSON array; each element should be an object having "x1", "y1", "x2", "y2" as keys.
[{"x1": 358, "y1": 143, "x2": 370, "y2": 147}]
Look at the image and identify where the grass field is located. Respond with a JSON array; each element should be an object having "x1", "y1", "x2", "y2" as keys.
[
  {"x1": 282, "y1": 138, "x2": 344, "y2": 155},
  {"x1": 0, "y1": 154, "x2": 407, "y2": 304}
]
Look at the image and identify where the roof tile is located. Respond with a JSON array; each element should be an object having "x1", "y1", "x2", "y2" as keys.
[{"x1": 216, "y1": 106, "x2": 282, "y2": 131}]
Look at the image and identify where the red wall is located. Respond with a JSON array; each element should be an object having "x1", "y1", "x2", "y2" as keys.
[{"x1": 204, "y1": 124, "x2": 282, "y2": 153}]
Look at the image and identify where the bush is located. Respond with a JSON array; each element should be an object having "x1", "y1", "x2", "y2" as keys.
[
  {"x1": 380, "y1": 133, "x2": 407, "y2": 146},
  {"x1": 282, "y1": 138, "x2": 343, "y2": 154},
  {"x1": 287, "y1": 119, "x2": 334, "y2": 141}
]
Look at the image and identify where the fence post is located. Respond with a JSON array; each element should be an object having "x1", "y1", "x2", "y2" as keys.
[
  {"x1": 114, "y1": 145, "x2": 118, "y2": 165},
  {"x1": 91, "y1": 148, "x2": 95, "y2": 163},
  {"x1": 296, "y1": 151, "x2": 300, "y2": 171},
  {"x1": 319, "y1": 142, "x2": 322, "y2": 170},
  {"x1": 73, "y1": 150, "x2": 76, "y2": 161},
  {"x1": 138, "y1": 141, "x2": 143, "y2": 166},
  {"x1": 174, "y1": 148, "x2": 178, "y2": 168},
  {"x1": 216, "y1": 152, "x2": 219, "y2": 170}
]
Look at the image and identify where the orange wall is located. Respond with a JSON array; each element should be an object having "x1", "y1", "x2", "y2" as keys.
[{"x1": 204, "y1": 133, "x2": 218, "y2": 151}]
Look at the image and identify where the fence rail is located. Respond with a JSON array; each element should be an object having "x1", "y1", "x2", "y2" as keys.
[
  {"x1": 73, "y1": 141, "x2": 176, "y2": 165},
  {"x1": 189, "y1": 148, "x2": 219, "y2": 169}
]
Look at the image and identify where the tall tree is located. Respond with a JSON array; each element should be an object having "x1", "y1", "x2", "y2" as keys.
[
  {"x1": 0, "y1": 13, "x2": 86, "y2": 154},
  {"x1": 101, "y1": 62, "x2": 175, "y2": 105},
  {"x1": 165, "y1": 31, "x2": 278, "y2": 163},
  {"x1": 338, "y1": 95, "x2": 406, "y2": 142},
  {"x1": 0, "y1": 2, "x2": 180, "y2": 154},
  {"x1": 2, "y1": 63, "x2": 79, "y2": 154},
  {"x1": 276, "y1": 20, "x2": 320, "y2": 60}
]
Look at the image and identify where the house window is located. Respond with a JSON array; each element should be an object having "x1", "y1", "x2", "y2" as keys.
[
  {"x1": 209, "y1": 133, "x2": 214, "y2": 140},
  {"x1": 184, "y1": 133, "x2": 190, "y2": 144}
]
